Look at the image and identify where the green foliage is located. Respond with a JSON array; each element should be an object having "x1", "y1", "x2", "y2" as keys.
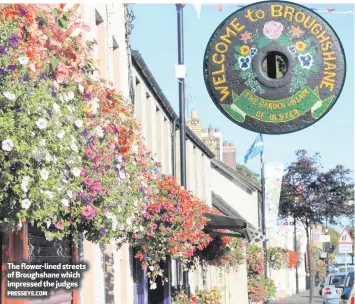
[
  {"x1": 235, "y1": 163, "x2": 260, "y2": 183},
  {"x1": 327, "y1": 227, "x2": 340, "y2": 248},
  {"x1": 279, "y1": 150, "x2": 354, "y2": 229}
]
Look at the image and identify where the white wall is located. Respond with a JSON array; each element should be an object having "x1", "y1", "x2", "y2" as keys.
[
  {"x1": 211, "y1": 166, "x2": 259, "y2": 228},
  {"x1": 80, "y1": 4, "x2": 131, "y2": 304}
]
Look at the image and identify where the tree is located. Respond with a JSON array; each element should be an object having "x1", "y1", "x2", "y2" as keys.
[
  {"x1": 235, "y1": 163, "x2": 260, "y2": 182},
  {"x1": 279, "y1": 150, "x2": 353, "y2": 304},
  {"x1": 326, "y1": 227, "x2": 340, "y2": 251}
]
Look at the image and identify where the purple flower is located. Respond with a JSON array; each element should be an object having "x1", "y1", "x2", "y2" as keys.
[
  {"x1": 86, "y1": 196, "x2": 94, "y2": 205},
  {"x1": 8, "y1": 34, "x2": 19, "y2": 48},
  {"x1": 83, "y1": 93, "x2": 92, "y2": 99},
  {"x1": 18, "y1": 8, "x2": 27, "y2": 16},
  {"x1": 81, "y1": 128, "x2": 89, "y2": 137},
  {"x1": 39, "y1": 72, "x2": 46, "y2": 80},
  {"x1": 65, "y1": 164, "x2": 71, "y2": 171},
  {"x1": 0, "y1": 46, "x2": 7, "y2": 55},
  {"x1": 7, "y1": 65, "x2": 17, "y2": 71},
  {"x1": 99, "y1": 227, "x2": 107, "y2": 235},
  {"x1": 51, "y1": 86, "x2": 57, "y2": 97},
  {"x1": 0, "y1": 68, "x2": 5, "y2": 75},
  {"x1": 23, "y1": 75, "x2": 30, "y2": 82}
]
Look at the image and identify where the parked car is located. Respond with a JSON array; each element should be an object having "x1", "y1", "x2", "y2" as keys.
[
  {"x1": 321, "y1": 272, "x2": 346, "y2": 304},
  {"x1": 340, "y1": 271, "x2": 355, "y2": 304}
]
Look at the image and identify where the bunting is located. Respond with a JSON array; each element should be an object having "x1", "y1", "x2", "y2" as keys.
[
  {"x1": 193, "y1": 3, "x2": 202, "y2": 19},
  {"x1": 177, "y1": 3, "x2": 354, "y2": 17}
]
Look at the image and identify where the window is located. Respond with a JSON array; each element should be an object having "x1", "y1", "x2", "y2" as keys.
[
  {"x1": 345, "y1": 273, "x2": 355, "y2": 288},
  {"x1": 329, "y1": 275, "x2": 345, "y2": 285}
]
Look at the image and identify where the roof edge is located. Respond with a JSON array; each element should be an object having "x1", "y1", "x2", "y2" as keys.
[
  {"x1": 211, "y1": 158, "x2": 261, "y2": 191},
  {"x1": 131, "y1": 50, "x2": 215, "y2": 159}
]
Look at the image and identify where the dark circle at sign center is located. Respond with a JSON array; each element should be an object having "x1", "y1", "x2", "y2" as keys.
[{"x1": 252, "y1": 44, "x2": 295, "y2": 88}]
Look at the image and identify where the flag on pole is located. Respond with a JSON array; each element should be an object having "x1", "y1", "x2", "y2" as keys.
[
  {"x1": 216, "y1": 4, "x2": 222, "y2": 11},
  {"x1": 244, "y1": 134, "x2": 264, "y2": 164}
]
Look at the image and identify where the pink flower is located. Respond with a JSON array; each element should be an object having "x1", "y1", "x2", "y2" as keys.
[
  {"x1": 56, "y1": 62, "x2": 70, "y2": 83},
  {"x1": 108, "y1": 142, "x2": 115, "y2": 149},
  {"x1": 86, "y1": 150, "x2": 95, "y2": 159},
  {"x1": 263, "y1": 21, "x2": 284, "y2": 39},
  {"x1": 83, "y1": 207, "x2": 97, "y2": 220},
  {"x1": 155, "y1": 206, "x2": 161, "y2": 213},
  {"x1": 146, "y1": 230, "x2": 152, "y2": 236},
  {"x1": 86, "y1": 213, "x2": 96, "y2": 220},
  {"x1": 90, "y1": 182, "x2": 102, "y2": 194},
  {"x1": 83, "y1": 178, "x2": 93, "y2": 186},
  {"x1": 82, "y1": 207, "x2": 92, "y2": 217},
  {"x1": 152, "y1": 224, "x2": 158, "y2": 230},
  {"x1": 55, "y1": 221, "x2": 63, "y2": 230},
  {"x1": 81, "y1": 168, "x2": 86, "y2": 177}
]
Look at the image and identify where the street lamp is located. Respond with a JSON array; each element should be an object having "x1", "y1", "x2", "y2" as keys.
[{"x1": 175, "y1": 3, "x2": 190, "y2": 298}]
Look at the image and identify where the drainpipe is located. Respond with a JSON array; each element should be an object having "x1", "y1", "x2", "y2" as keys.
[
  {"x1": 171, "y1": 118, "x2": 181, "y2": 291},
  {"x1": 171, "y1": 118, "x2": 177, "y2": 178}
]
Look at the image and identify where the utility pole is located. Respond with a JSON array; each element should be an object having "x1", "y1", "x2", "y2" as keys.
[
  {"x1": 176, "y1": 3, "x2": 190, "y2": 298},
  {"x1": 291, "y1": 175, "x2": 299, "y2": 294},
  {"x1": 260, "y1": 134, "x2": 268, "y2": 304},
  {"x1": 294, "y1": 217, "x2": 299, "y2": 294}
]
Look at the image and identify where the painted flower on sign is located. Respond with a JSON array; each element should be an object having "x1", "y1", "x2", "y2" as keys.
[
  {"x1": 250, "y1": 47, "x2": 257, "y2": 57},
  {"x1": 263, "y1": 21, "x2": 284, "y2": 40},
  {"x1": 295, "y1": 41, "x2": 307, "y2": 52},
  {"x1": 240, "y1": 45, "x2": 250, "y2": 56},
  {"x1": 239, "y1": 56, "x2": 251, "y2": 70},
  {"x1": 298, "y1": 53, "x2": 313, "y2": 69}
]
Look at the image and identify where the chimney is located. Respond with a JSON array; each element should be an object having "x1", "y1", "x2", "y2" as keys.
[
  {"x1": 191, "y1": 110, "x2": 197, "y2": 119},
  {"x1": 222, "y1": 141, "x2": 236, "y2": 169},
  {"x1": 208, "y1": 124, "x2": 213, "y2": 137}
]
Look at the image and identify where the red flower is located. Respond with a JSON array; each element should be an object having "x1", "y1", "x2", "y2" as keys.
[{"x1": 135, "y1": 252, "x2": 145, "y2": 261}]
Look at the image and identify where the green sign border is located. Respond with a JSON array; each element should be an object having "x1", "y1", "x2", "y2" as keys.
[{"x1": 203, "y1": 0, "x2": 347, "y2": 135}]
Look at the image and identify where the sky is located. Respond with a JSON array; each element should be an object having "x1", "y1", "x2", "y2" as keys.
[{"x1": 130, "y1": 3, "x2": 355, "y2": 230}]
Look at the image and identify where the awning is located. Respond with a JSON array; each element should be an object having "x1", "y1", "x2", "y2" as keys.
[{"x1": 204, "y1": 192, "x2": 264, "y2": 243}]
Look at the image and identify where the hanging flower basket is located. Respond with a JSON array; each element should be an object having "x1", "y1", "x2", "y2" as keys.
[
  {"x1": 248, "y1": 275, "x2": 276, "y2": 303},
  {"x1": 246, "y1": 244, "x2": 264, "y2": 275},
  {"x1": 288, "y1": 249, "x2": 298, "y2": 269},
  {"x1": 130, "y1": 175, "x2": 212, "y2": 287},
  {"x1": 267, "y1": 247, "x2": 289, "y2": 270}
]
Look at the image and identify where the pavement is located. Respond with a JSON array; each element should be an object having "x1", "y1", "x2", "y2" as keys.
[{"x1": 270, "y1": 287, "x2": 324, "y2": 304}]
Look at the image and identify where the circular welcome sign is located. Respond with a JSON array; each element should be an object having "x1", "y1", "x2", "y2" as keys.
[{"x1": 203, "y1": 1, "x2": 346, "y2": 134}]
